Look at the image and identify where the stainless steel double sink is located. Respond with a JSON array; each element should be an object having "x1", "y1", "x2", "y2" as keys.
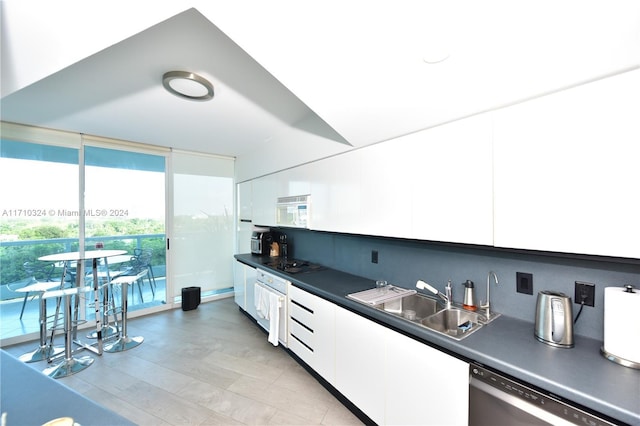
[{"x1": 372, "y1": 293, "x2": 493, "y2": 340}]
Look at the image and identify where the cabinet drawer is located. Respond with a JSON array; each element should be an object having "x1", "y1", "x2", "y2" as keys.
[
  {"x1": 290, "y1": 285, "x2": 320, "y2": 308},
  {"x1": 289, "y1": 300, "x2": 315, "y2": 328},
  {"x1": 288, "y1": 331, "x2": 314, "y2": 365},
  {"x1": 289, "y1": 317, "x2": 314, "y2": 348}
]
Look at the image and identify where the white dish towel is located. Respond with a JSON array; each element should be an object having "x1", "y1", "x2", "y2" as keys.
[
  {"x1": 254, "y1": 283, "x2": 282, "y2": 346},
  {"x1": 255, "y1": 284, "x2": 269, "y2": 319},
  {"x1": 267, "y1": 291, "x2": 281, "y2": 346}
]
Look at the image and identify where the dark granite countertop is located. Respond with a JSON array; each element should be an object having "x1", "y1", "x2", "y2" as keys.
[
  {"x1": 236, "y1": 253, "x2": 640, "y2": 425},
  {"x1": 1, "y1": 350, "x2": 136, "y2": 426}
]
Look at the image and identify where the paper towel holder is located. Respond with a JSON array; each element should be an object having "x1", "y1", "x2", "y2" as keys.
[{"x1": 601, "y1": 285, "x2": 640, "y2": 369}]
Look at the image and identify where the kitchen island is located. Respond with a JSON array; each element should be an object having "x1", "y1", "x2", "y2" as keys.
[
  {"x1": 236, "y1": 253, "x2": 640, "y2": 425},
  {"x1": 0, "y1": 350, "x2": 135, "y2": 426}
]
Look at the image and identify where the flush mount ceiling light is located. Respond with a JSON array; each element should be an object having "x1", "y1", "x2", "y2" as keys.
[{"x1": 162, "y1": 71, "x2": 214, "y2": 101}]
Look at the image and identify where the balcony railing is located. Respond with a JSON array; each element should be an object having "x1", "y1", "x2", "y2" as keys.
[
  {"x1": 0, "y1": 234, "x2": 166, "y2": 342},
  {"x1": 0, "y1": 234, "x2": 166, "y2": 288}
]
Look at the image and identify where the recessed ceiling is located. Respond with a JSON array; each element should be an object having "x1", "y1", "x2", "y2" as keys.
[
  {"x1": 0, "y1": 8, "x2": 349, "y2": 157},
  {"x1": 2, "y1": 2, "x2": 639, "y2": 166}
]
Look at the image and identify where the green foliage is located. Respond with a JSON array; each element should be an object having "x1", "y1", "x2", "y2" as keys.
[
  {"x1": 18, "y1": 225, "x2": 68, "y2": 240},
  {"x1": 0, "y1": 219, "x2": 165, "y2": 285}
]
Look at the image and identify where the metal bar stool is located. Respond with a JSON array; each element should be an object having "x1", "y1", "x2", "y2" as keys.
[
  {"x1": 104, "y1": 271, "x2": 146, "y2": 352},
  {"x1": 42, "y1": 287, "x2": 94, "y2": 378},
  {"x1": 86, "y1": 274, "x2": 121, "y2": 341},
  {"x1": 16, "y1": 281, "x2": 64, "y2": 363}
]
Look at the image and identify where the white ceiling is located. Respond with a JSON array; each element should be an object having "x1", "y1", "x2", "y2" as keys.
[{"x1": 2, "y1": 1, "x2": 639, "y2": 165}]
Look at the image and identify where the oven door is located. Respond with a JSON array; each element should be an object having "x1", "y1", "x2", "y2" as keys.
[{"x1": 255, "y1": 281, "x2": 288, "y2": 347}]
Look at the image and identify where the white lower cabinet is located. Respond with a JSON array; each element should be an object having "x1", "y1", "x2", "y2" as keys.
[
  {"x1": 245, "y1": 267, "x2": 257, "y2": 319},
  {"x1": 233, "y1": 261, "x2": 257, "y2": 319},
  {"x1": 385, "y1": 329, "x2": 469, "y2": 425},
  {"x1": 287, "y1": 288, "x2": 469, "y2": 425},
  {"x1": 288, "y1": 285, "x2": 336, "y2": 384},
  {"x1": 233, "y1": 261, "x2": 246, "y2": 309},
  {"x1": 334, "y1": 305, "x2": 387, "y2": 425}
]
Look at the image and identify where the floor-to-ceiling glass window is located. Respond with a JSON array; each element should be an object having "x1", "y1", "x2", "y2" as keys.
[
  {"x1": 0, "y1": 124, "x2": 169, "y2": 343},
  {"x1": 1, "y1": 123, "x2": 236, "y2": 343},
  {"x1": 0, "y1": 135, "x2": 80, "y2": 341},
  {"x1": 84, "y1": 144, "x2": 166, "y2": 312},
  {"x1": 171, "y1": 151, "x2": 234, "y2": 303}
]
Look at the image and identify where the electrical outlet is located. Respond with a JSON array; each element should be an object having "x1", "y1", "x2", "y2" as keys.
[
  {"x1": 516, "y1": 272, "x2": 533, "y2": 295},
  {"x1": 575, "y1": 281, "x2": 595, "y2": 307},
  {"x1": 371, "y1": 250, "x2": 378, "y2": 264}
]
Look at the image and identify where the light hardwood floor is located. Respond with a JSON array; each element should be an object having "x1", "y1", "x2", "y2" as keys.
[{"x1": 4, "y1": 297, "x2": 364, "y2": 425}]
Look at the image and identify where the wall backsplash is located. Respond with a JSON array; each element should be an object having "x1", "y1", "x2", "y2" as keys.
[{"x1": 274, "y1": 228, "x2": 640, "y2": 342}]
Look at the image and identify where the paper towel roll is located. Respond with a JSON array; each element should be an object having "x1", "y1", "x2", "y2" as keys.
[{"x1": 603, "y1": 286, "x2": 640, "y2": 365}]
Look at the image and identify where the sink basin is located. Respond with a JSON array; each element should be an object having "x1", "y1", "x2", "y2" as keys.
[
  {"x1": 369, "y1": 292, "x2": 489, "y2": 340},
  {"x1": 420, "y1": 308, "x2": 484, "y2": 340},
  {"x1": 373, "y1": 293, "x2": 441, "y2": 321}
]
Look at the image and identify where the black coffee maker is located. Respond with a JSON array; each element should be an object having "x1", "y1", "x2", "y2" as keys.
[{"x1": 279, "y1": 234, "x2": 288, "y2": 259}]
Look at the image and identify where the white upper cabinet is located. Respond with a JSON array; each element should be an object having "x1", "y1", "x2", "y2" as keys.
[
  {"x1": 238, "y1": 180, "x2": 252, "y2": 222},
  {"x1": 309, "y1": 150, "x2": 362, "y2": 233},
  {"x1": 308, "y1": 116, "x2": 494, "y2": 245},
  {"x1": 493, "y1": 70, "x2": 640, "y2": 258},
  {"x1": 409, "y1": 115, "x2": 494, "y2": 245},
  {"x1": 360, "y1": 141, "x2": 414, "y2": 238},
  {"x1": 281, "y1": 166, "x2": 311, "y2": 197},
  {"x1": 251, "y1": 174, "x2": 277, "y2": 227}
]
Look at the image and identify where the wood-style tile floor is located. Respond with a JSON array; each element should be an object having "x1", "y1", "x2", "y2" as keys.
[{"x1": 3, "y1": 297, "x2": 364, "y2": 425}]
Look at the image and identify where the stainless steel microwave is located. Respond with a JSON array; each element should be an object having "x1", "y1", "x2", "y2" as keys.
[{"x1": 276, "y1": 195, "x2": 310, "y2": 228}]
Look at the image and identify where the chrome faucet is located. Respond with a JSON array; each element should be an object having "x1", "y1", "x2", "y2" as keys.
[
  {"x1": 416, "y1": 279, "x2": 453, "y2": 309},
  {"x1": 481, "y1": 271, "x2": 499, "y2": 319}
]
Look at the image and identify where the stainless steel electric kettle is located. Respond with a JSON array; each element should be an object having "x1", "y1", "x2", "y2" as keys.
[{"x1": 534, "y1": 291, "x2": 574, "y2": 348}]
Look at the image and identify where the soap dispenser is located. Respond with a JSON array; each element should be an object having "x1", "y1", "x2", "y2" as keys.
[{"x1": 462, "y1": 280, "x2": 477, "y2": 311}]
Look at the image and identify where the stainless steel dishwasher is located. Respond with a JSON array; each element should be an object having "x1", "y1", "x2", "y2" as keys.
[{"x1": 469, "y1": 363, "x2": 617, "y2": 426}]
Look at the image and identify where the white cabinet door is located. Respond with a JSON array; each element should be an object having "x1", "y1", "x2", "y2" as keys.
[
  {"x1": 309, "y1": 151, "x2": 362, "y2": 233},
  {"x1": 334, "y1": 306, "x2": 386, "y2": 425},
  {"x1": 234, "y1": 261, "x2": 257, "y2": 317},
  {"x1": 233, "y1": 261, "x2": 246, "y2": 309},
  {"x1": 385, "y1": 330, "x2": 468, "y2": 425},
  {"x1": 494, "y1": 70, "x2": 640, "y2": 258},
  {"x1": 409, "y1": 114, "x2": 494, "y2": 246},
  {"x1": 245, "y1": 266, "x2": 257, "y2": 319},
  {"x1": 252, "y1": 174, "x2": 277, "y2": 227},
  {"x1": 306, "y1": 159, "x2": 331, "y2": 231},
  {"x1": 238, "y1": 180, "x2": 252, "y2": 222},
  {"x1": 282, "y1": 166, "x2": 311, "y2": 197},
  {"x1": 360, "y1": 141, "x2": 413, "y2": 238},
  {"x1": 288, "y1": 286, "x2": 336, "y2": 384}
]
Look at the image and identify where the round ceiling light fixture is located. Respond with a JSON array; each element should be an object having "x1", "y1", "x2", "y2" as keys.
[{"x1": 162, "y1": 71, "x2": 214, "y2": 101}]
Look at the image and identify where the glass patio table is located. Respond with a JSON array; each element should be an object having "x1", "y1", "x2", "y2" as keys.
[{"x1": 38, "y1": 249, "x2": 126, "y2": 356}]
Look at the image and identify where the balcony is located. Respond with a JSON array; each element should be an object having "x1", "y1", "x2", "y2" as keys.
[{"x1": 0, "y1": 234, "x2": 166, "y2": 342}]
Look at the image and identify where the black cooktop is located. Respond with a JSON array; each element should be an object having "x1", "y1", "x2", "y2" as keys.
[{"x1": 262, "y1": 258, "x2": 325, "y2": 275}]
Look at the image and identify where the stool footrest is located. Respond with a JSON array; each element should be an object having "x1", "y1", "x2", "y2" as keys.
[{"x1": 111, "y1": 271, "x2": 148, "y2": 285}]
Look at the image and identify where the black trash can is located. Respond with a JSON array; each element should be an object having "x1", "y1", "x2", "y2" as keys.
[{"x1": 181, "y1": 286, "x2": 201, "y2": 311}]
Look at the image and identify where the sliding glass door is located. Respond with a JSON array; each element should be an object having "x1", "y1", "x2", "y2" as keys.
[
  {"x1": 1, "y1": 123, "x2": 236, "y2": 343},
  {"x1": 84, "y1": 145, "x2": 166, "y2": 312},
  {"x1": 0, "y1": 138, "x2": 80, "y2": 340},
  {"x1": 0, "y1": 128, "x2": 168, "y2": 342}
]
